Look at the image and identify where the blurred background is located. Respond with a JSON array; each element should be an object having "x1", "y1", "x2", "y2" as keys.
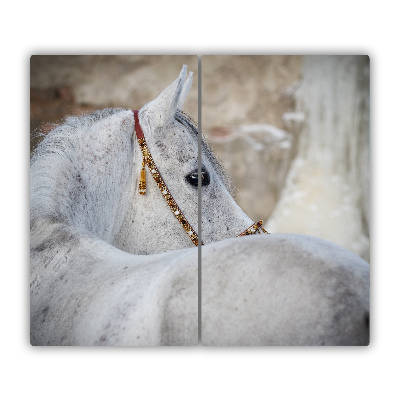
[
  {"x1": 202, "y1": 55, "x2": 369, "y2": 261},
  {"x1": 30, "y1": 55, "x2": 369, "y2": 261},
  {"x1": 30, "y1": 55, "x2": 198, "y2": 152}
]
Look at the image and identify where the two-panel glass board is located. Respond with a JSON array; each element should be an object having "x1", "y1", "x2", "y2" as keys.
[{"x1": 30, "y1": 55, "x2": 370, "y2": 346}]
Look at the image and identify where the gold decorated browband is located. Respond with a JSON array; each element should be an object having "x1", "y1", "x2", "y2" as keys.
[{"x1": 133, "y1": 110, "x2": 268, "y2": 247}]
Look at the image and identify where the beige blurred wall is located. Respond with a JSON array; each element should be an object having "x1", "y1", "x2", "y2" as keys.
[
  {"x1": 30, "y1": 55, "x2": 198, "y2": 150},
  {"x1": 202, "y1": 55, "x2": 303, "y2": 221}
]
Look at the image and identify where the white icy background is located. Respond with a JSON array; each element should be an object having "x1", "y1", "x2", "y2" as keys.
[{"x1": 268, "y1": 56, "x2": 370, "y2": 260}]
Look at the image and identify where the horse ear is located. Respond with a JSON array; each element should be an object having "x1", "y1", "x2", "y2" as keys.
[
  {"x1": 176, "y1": 70, "x2": 193, "y2": 110},
  {"x1": 140, "y1": 65, "x2": 193, "y2": 128}
]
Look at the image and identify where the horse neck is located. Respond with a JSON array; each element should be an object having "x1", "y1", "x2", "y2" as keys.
[{"x1": 30, "y1": 109, "x2": 137, "y2": 245}]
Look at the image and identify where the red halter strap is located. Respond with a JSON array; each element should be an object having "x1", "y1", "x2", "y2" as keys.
[{"x1": 134, "y1": 110, "x2": 144, "y2": 139}]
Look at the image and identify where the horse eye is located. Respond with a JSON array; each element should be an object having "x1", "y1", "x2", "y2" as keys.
[
  {"x1": 186, "y1": 173, "x2": 199, "y2": 187},
  {"x1": 186, "y1": 171, "x2": 210, "y2": 187},
  {"x1": 201, "y1": 171, "x2": 210, "y2": 186}
]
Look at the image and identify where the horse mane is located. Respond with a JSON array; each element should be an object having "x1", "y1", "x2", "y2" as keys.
[{"x1": 30, "y1": 108, "x2": 135, "y2": 244}]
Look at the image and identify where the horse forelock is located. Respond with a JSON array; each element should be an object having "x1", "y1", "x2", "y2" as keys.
[{"x1": 175, "y1": 110, "x2": 236, "y2": 198}]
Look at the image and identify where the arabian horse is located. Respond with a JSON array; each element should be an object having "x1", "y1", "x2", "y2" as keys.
[{"x1": 30, "y1": 66, "x2": 369, "y2": 345}]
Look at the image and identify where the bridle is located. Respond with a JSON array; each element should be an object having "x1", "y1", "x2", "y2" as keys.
[{"x1": 133, "y1": 110, "x2": 269, "y2": 247}]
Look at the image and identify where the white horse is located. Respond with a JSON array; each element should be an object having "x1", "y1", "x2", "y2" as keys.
[{"x1": 30, "y1": 66, "x2": 369, "y2": 345}]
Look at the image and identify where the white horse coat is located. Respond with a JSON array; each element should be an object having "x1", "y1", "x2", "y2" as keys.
[
  {"x1": 30, "y1": 66, "x2": 369, "y2": 346},
  {"x1": 202, "y1": 235, "x2": 369, "y2": 346}
]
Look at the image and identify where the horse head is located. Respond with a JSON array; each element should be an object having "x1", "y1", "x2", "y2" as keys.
[
  {"x1": 116, "y1": 65, "x2": 260, "y2": 254},
  {"x1": 30, "y1": 65, "x2": 263, "y2": 256}
]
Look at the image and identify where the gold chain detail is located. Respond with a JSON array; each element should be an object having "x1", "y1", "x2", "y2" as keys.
[
  {"x1": 137, "y1": 137, "x2": 201, "y2": 247},
  {"x1": 138, "y1": 159, "x2": 146, "y2": 195},
  {"x1": 237, "y1": 220, "x2": 270, "y2": 236}
]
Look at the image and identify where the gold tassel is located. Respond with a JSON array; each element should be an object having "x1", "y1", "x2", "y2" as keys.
[{"x1": 139, "y1": 160, "x2": 146, "y2": 195}]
